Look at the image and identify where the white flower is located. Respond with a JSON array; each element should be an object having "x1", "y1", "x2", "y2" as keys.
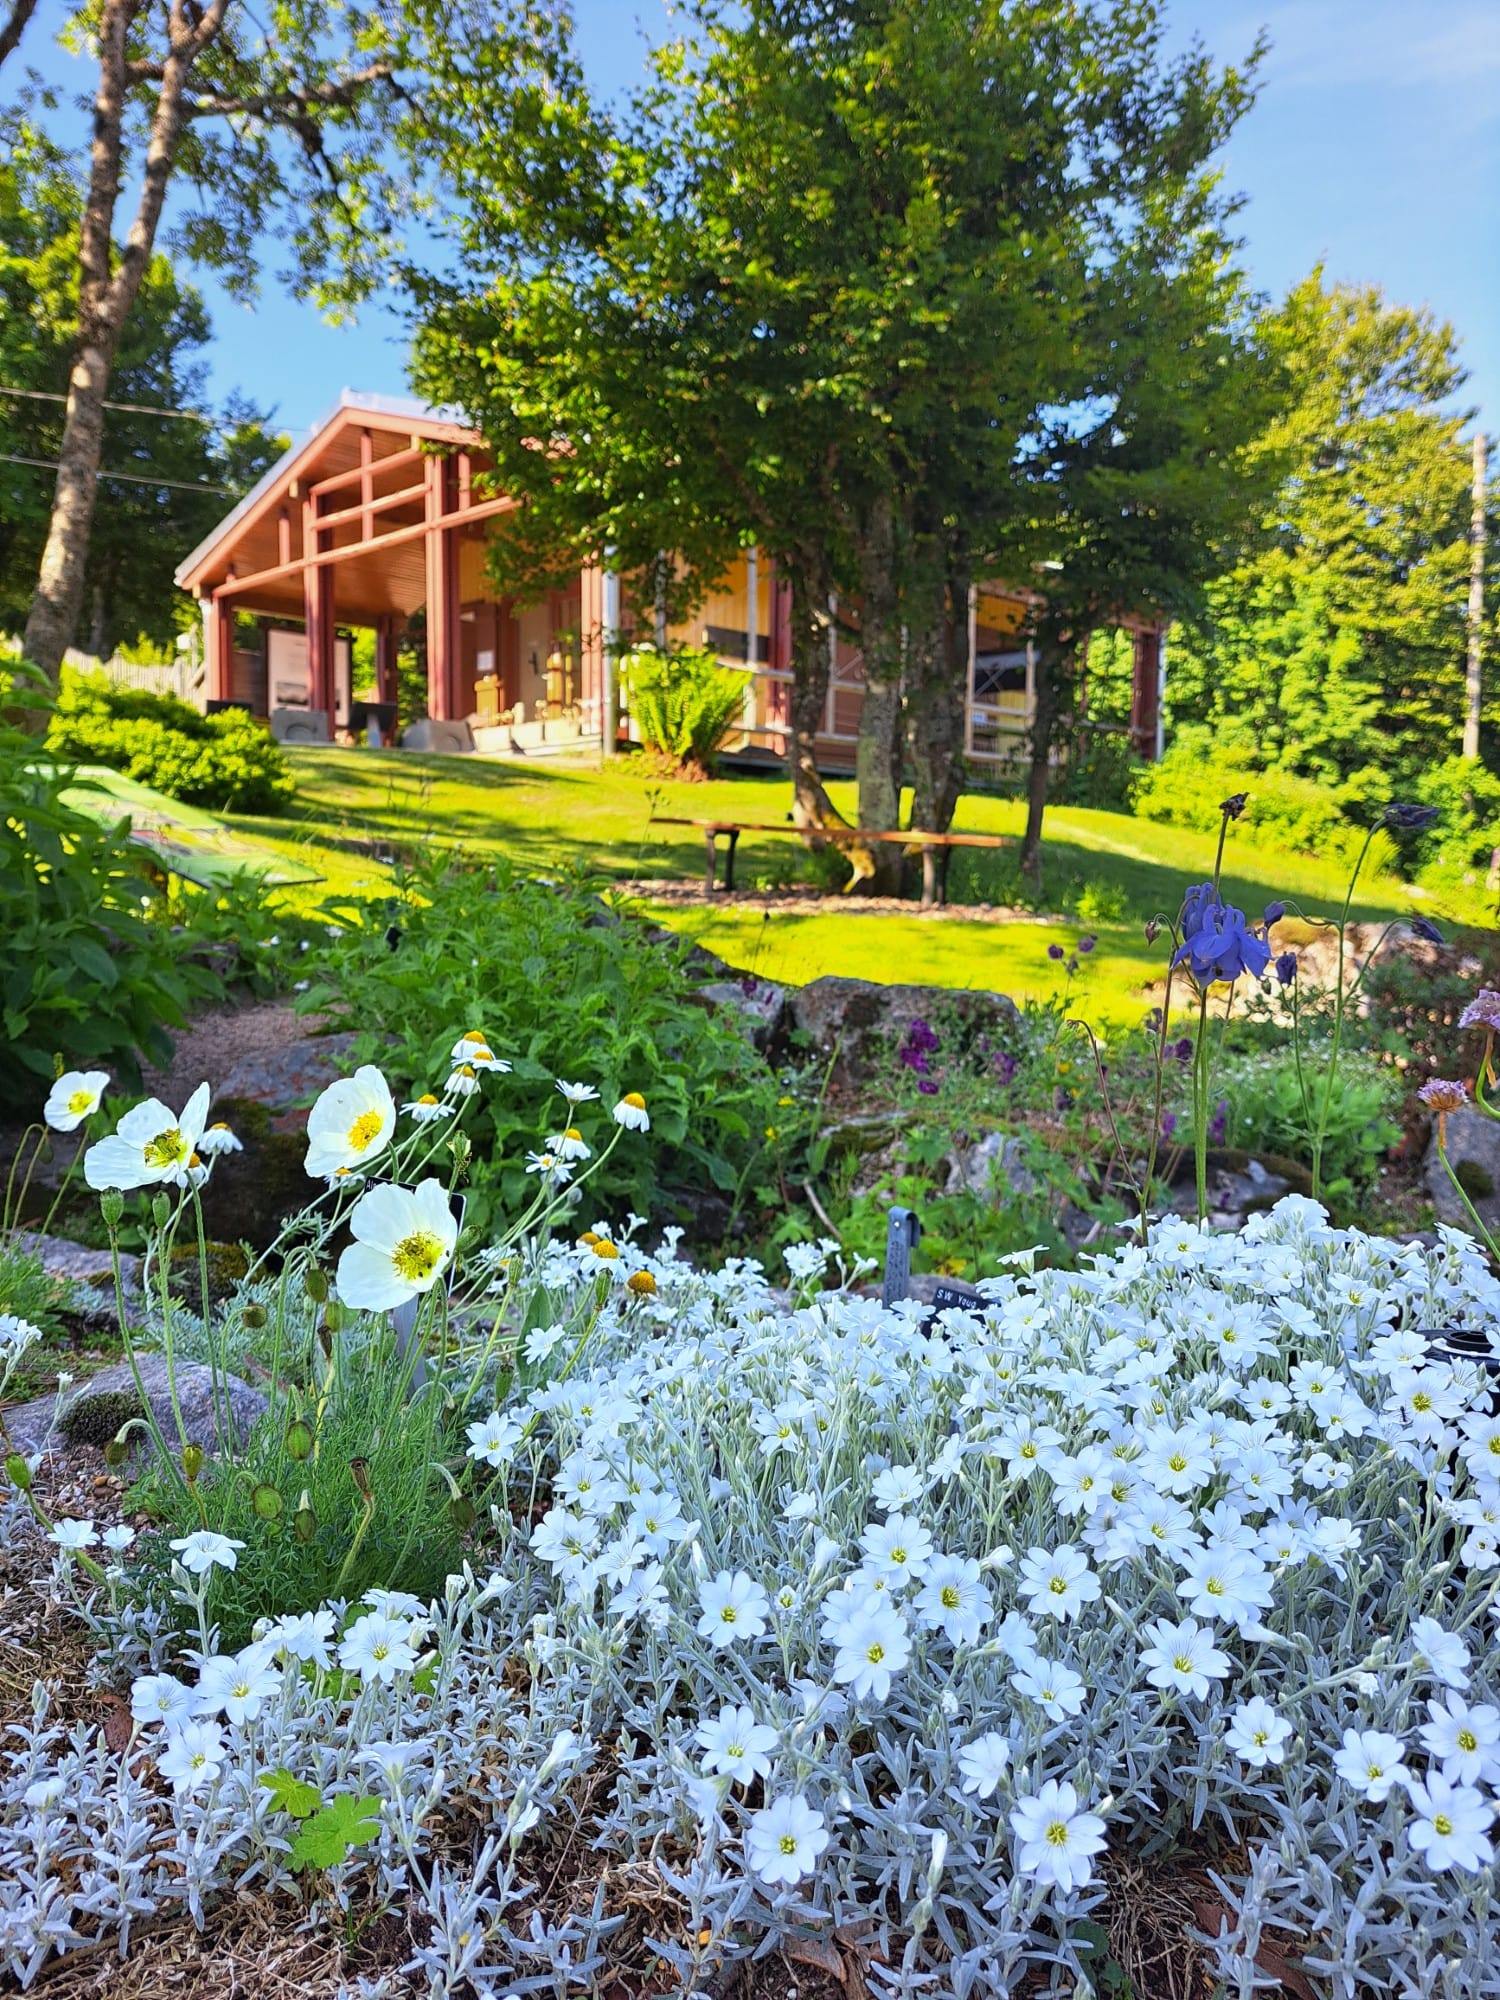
[
  {"x1": 101, "y1": 1524, "x2": 136, "y2": 1555},
  {"x1": 1418, "y1": 1692, "x2": 1500, "y2": 1787},
  {"x1": 85, "y1": 1082, "x2": 210, "y2": 1190},
  {"x1": 526, "y1": 1149, "x2": 573, "y2": 1183},
  {"x1": 524, "y1": 1323, "x2": 570, "y2": 1364},
  {"x1": 445, "y1": 1064, "x2": 481, "y2": 1097},
  {"x1": 0, "y1": 1313, "x2": 42, "y2": 1362},
  {"x1": 263, "y1": 1608, "x2": 338, "y2": 1670},
  {"x1": 744, "y1": 1794, "x2": 830, "y2": 1886},
  {"x1": 1225, "y1": 1695, "x2": 1293, "y2": 1768},
  {"x1": 196, "y1": 1121, "x2": 243, "y2": 1156},
  {"x1": 169, "y1": 1530, "x2": 244, "y2": 1575},
  {"x1": 49, "y1": 1518, "x2": 99, "y2": 1551},
  {"x1": 303, "y1": 1066, "x2": 396, "y2": 1180},
  {"x1": 956, "y1": 1731, "x2": 1012, "y2": 1799},
  {"x1": 859, "y1": 1512, "x2": 934, "y2": 1586},
  {"x1": 157, "y1": 1721, "x2": 225, "y2": 1796},
  {"x1": 336, "y1": 1177, "x2": 458, "y2": 1311},
  {"x1": 1410, "y1": 1615, "x2": 1471, "y2": 1690},
  {"x1": 338, "y1": 1611, "x2": 419, "y2": 1684},
  {"x1": 696, "y1": 1569, "x2": 771, "y2": 1647},
  {"x1": 44, "y1": 1069, "x2": 109, "y2": 1132},
  {"x1": 1138, "y1": 1617, "x2": 1231, "y2": 1700},
  {"x1": 1332, "y1": 1727, "x2": 1409, "y2": 1802},
  {"x1": 1018, "y1": 1543, "x2": 1100, "y2": 1622},
  {"x1": 1175, "y1": 1547, "x2": 1274, "y2": 1629},
  {"x1": 130, "y1": 1672, "x2": 196, "y2": 1730},
  {"x1": 696, "y1": 1703, "x2": 778, "y2": 1785},
  {"x1": 195, "y1": 1649, "x2": 279, "y2": 1724},
  {"x1": 1405, "y1": 1770, "x2": 1496, "y2": 1873},
  {"x1": 403, "y1": 1093, "x2": 455, "y2": 1124},
  {"x1": 832, "y1": 1599, "x2": 911, "y2": 1701},
  {"x1": 450, "y1": 1031, "x2": 510, "y2": 1072},
  {"x1": 1009, "y1": 1780, "x2": 1108, "y2": 1893},
  {"x1": 871, "y1": 1464, "x2": 928, "y2": 1510},
  {"x1": 612, "y1": 1093, "x2": 650, "y2": 1132},
  {"x1": 1011, "y1": 1655, "x2": 1087, "y2": 1721},
  {"x1": 555, "y1": 1080, "x2": 600, "y2": 1105},
  {"x1": 914, "y1": 1554, "x2": 991, "y2": 1646},
  {"x1": 466, "y1": 1410, "x2": 524, "y2": 1466},
  {"x1": 546, "y1": 1127, "x2": 592, "y2": 1163}
]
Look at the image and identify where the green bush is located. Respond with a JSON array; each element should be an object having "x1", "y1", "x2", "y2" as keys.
[
  {"x1": 1214, "y1": 1044, "x2": 1400, "y2": 1203},
  {"x1": 1130, "y1": 728, "x2": 1397, "y2": 877},
  {"x1": 46, "y1": 667, "x2": 294, "y2": 813},
  {"x1": 296, "y1": 856, "x2": 784, "y2": 1237},
  {"x1": 621, "y1": 642, "x2": 749, "y2": 776},
  {"x1": 0, "y1": 705, "x2": 221, "y2": 1106}
]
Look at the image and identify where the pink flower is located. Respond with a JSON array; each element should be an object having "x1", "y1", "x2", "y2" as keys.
[
  {"x1": 1419, "y1": 1079, "x2": 1470, "y2": 1115},
  {"x1": 1459, "y1": 989, "x2": 1500, "y2": 1033}
]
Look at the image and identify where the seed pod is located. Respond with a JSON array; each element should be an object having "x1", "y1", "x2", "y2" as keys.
[
  {"x1": 100, "y1": 1189, "x2": 125, "y2": 1228},
  {"x1": 241, "y1": 1302, "x2": 268, "y2": 1329},
  {"x1": 151, "y1": 1193, "x2": 171, "y2": 1230},
  {"x1": 181, "y1": 1443, "x2": 205, "y2": 1483},
  {"x1": 317, "y1": 1322, "x2": 333, "y2": 1361},
  {"x1": 293, "y1": 1502, "x2": 318, "y2": 1544},
  {"x1": 4, "y1": 1451, "x2": 32, "y2": 1493},
  {"x1": 104, "y1": 1437, "x2": 128, "y2": 1469},
  {"x1": 284, "y1": 1418, "x2": 314, "y2": 1461},
  {"x1": 252, "y1": 1484, "x2": 284, "y2": 1523},
  {"x1": 450, "y1": 1494, "x2": 477, "y2": 1532},
  {"x1": 349, "y1": 1456, "x2": 372, "y2": 1499},
  {"x1": 304, "y1": 1267, "x2": 329, "y2": 1305}
]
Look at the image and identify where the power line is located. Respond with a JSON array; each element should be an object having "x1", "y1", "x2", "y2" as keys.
[
  {"x1": 0, "y1": 451, "x2": 232, "y2": 494},
  {"x1": 0, "y1": 384, "x2": 215, "y2": 423}
]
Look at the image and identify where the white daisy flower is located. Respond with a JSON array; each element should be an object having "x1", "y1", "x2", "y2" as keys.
[{"x1": 612, "y1": 1092, "x2": 650, "y2": 1131}]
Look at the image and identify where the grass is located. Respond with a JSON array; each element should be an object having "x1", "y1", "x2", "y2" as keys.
[{"x1": 223, "y1": 747, "x2": 1420, "y2": 1025}]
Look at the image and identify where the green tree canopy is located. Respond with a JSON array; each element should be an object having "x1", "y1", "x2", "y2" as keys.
[{"x1": 1165, "y1": 274, "x2": 1488, "y2": 798}]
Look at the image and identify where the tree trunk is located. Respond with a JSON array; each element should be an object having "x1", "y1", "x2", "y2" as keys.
[
  {"x1": 852, "y1": 491, "x2": 904, "y2": 892},
  {"x1": 0, "y1": 0, "x2": 41, "y2": 72},
  {"x1": 1020, "y1": 634, "x2": 1068, "y2": 882},
  {"x1": 22, "y1": 0, "x2": 225, "y2": 690},
  {"x1": 785, "y1": 559, "x2": 842, "y2": 831},
  {"x1": 906, "y1": 542, "x2": 970, "y2": 907}
]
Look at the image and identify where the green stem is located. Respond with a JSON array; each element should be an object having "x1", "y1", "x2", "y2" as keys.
[
  {"x1": 1437, "y1": 1136, "x2": 1500, "y2": 1263},
  {"x1": 1311, "y1": 824, "x2": 1377, "y2": 1202},
  {"x1": 1193, "y1": 988, "x2": 1211, "y2": 1225}
]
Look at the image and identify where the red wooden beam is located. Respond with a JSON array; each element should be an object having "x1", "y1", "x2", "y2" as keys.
[
  {"x1": 307, "y1": 440, "x2": 428, "y2": 501},
  {"x1": 209, "y1": 492, "x2": 519, "y2": 602}
]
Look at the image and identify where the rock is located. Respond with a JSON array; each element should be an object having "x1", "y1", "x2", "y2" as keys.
[
  {"x1": 790, "y1": 977, "x2": 1019, "y2": 1089},
  {"x1": 15, "y1": 1230, "x2": 144, "y2": 1326},
  {"x1": 947, "y1": 1132, "x2": 1036, "y2": 1200},
  {"x1": 1425, "y1": 1107, "x2": 1500, "y2": 1237},
  {"x1": 691, "y1": 977, "x2": 791, "y2": 1056},
  {"x1": 216, "y1": 1032, "x2": 360, "y2": 1133},
  {"x1": 3, "y1": 1356, "x2": 267, "y2": 1461}
]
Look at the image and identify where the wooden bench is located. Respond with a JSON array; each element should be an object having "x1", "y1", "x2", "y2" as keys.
[{"x1": 648, "y1": 815, "x2": 1012, "y2": 905}]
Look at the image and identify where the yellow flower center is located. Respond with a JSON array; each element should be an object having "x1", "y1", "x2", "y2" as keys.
[
  {"x1": 417, "y1": 1094, "x2": 439, "y2": 1106},
  {"x1": 623, "y1": 1092, "x2": 646, "y2": 1110},
  {"x1": 720, "y1": 1605, "x2": 737, "y2": 1625},
  {"x1": 391, "y1": 1230, "x2": 444, "y2": 1283},
  {"x1": 348, "y1": 1110, "x2": 385, "y2": 1153},
  {"x1": 143, "y1": 1127, "x2": 187, "y2": 1168},
  {"x1": 462, "y1": 1030, "x2": 486, "y2": 1044},
  {"x1": 779, "y1": 1833, "x2": 798, "y2": 1855},
  {"x1": 627, "y1": 1271, "x2": 657, "y2": 1296},
  {"x1": 1434, "y1": 1812, "x2": 1453, "y2": 1835},
  {"x1": 941, "y1": 1585, "x2": 960, "y2": 1609},
  {"x1": 67, "y1": 1088, "x2": 93, "y2": 1114},
  {"x1": 1049, "y1": 1577, "x2": 1067, "y2": 1595},
  {"x1": 1046, "y1": 1820, "x2": 1069, "y2": 1847},
  {"x1": 593, "y1": 1240, "x2": 619, "y2": 1260},
  {"x1": 1460, "y1": 1729, "x2": 1478, "y2": 1752},
  {"x1": 865, "y1": 1642, "x2": 885, "y2": 1664},
  {"x1": 564, "y1": 1127, "x2": 582, "y2": 1143},
  {"x1": 1174, "y1": 1653, "x2": 1193, "y2": 1673}
]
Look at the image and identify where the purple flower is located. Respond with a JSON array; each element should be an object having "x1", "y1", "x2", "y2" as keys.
[
  {"x1": 1173, "y1": 883, "x2": 1272, "y2": 986},
  {"x1": 1173, "y1": 1036, "x2": 1194, "y2": 1063},
  {"x1": 918, "y1": 1079, "x2": 940, "y2": 1096},
  {"x1": 1077, "y1": 935, "x2": 1097, "y2": 955},
  {"x1": 1411, "y1": 917, "x2": 1445, "y2": 945},
  {"x1": 993, "y1": 1051, "x2": 1018, "y2": 1086},
  {"x1": 1275, "y1": 951, "x2": 1297, "y2": 986},
  {"x1": 899, "y1": 1018, "x2": 940, "y2": 1077},
  {"x1": 1385, "y1": 802, "x2": 1440, "y2": 831},
  {"x1": 1047, "y1": 943, "x2": 1066, "y2": 962},
  {"x1": 1159, "y1": 1112, "x2": 1178, "y2": 1143},
  {"x1": 1419, "y1": 1078, "x2": 1469, "y2": 1114},
  {"x1": 1459, "y1": 989, "x2": 1500, "y2": 1032},
  {"x1": 1263, "y1": 902, "x2": 1285, "y2": 926},
  {"x1": 1209, "y1": 1098, "x2": 1229, "y2": 1146}
]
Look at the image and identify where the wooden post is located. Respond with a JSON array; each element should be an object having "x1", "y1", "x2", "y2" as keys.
[
  {"x1": 424, "y1": 455, "x2": 462, "y2": 720},
  {"x1": 601, "y1": 562, "x2": 620, "y2": 758},
  {"x1": 204, "y1": 595, "x2": 236, "y2": 703},
  {"x1": 302, "y1": 493, "x2": 335, "y2": 718},
  {"x1": 374, "y1": 615, "x2": 398, "y2": 709},
  {"x1": 359, "y1": 430, "x2": 374, "y2": 543},
  {"x1": 1129, "y1": 626, "x2": 1160, "y2": 758},
  {"x1": 1464, "y1": 432, "x2": 1488, "y2": 762}
]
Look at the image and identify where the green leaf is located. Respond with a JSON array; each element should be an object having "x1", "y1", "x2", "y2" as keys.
[
  {"x1": 259, "y1": 1767, "x2": 322, "y2": 1819},
  {"x1": 289, "y1": 1793, "x2": 383, "y2": 1871}
]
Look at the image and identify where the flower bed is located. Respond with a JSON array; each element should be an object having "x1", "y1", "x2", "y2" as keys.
[{"x1": 6, "y1": 1179, "x2": 1500, "y2": 1992}]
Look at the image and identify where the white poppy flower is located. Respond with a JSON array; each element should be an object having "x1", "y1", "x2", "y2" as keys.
[
  {"x1": 304, "y1": 1066, "x2": 396, "y2": 1180},
  {"x1": 44, "y1": 1070, "x2": 110, "y2": 1133},
  {"x1": 84, "y1": 1082, "x2": 210, "y2": 1190},
  {"x1": 336, "y1": 1177, "x2": 458, "y2": 1311}
]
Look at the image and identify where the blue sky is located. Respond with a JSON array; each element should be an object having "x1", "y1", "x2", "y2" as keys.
[{"x1": 49, "y1": 0, "x2": 1500, "y2": 440}]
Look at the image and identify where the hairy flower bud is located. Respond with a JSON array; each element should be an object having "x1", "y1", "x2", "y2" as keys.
[
  {"x1": 100, "y1": 1188, "x2": 125, "y2": 1228},
  {"x1": 450, "y1": 1494, "x2": 477, "y2": 1532},
  {"x1": 5, "y1": 1451, "x2": 31, "y2": 1492},
  {"x1": 252, "y1": 1484, "x2": 284, "y2": 1523},
  {"x1": 181, "y1": 1443, "x2": 205, "y2": 1484},
  {"x1": 104, "y1": 1436, "x2": 129, "y2": 1468},
  {"x1": 285, "y1": 1417, "x2": 314, "y2": 1461},
  {"x1": 151, "y1": 1193, "x2": 171, "y2": 1230},
  {"x1": 293, "y1": 1499, "x2": 318, "y2": 1543},
  {"x1": 241, "y1": 1302, "x2": 268, "y2": 1329},
  {"x1": 303, "y1": 1266, "x2": 329, "y2": 1305}
]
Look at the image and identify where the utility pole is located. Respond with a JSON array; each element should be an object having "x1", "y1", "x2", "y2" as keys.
[{"x1": 1463, "y1": 431, "x2": 1488, "y2": 761}]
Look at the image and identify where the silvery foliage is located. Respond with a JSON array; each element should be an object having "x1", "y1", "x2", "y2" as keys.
[{"x1": 4, "y1": 1197, "x2": 1500, "y2": 1995}]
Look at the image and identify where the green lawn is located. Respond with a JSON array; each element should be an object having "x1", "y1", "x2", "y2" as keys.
[{"x1": 225, "y1": 746, "x2": 1419, "y2": 1024}]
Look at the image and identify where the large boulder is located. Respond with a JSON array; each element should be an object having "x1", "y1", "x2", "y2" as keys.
[
  {"x1": 690, "y1": 976, "x2": 791, "y2": 1056},
  {"x1": 4, "y1": 1356, "x2": 266, "y2": 1461},
  {"x1": 1425, "y1": 1106, "x2": 1500, "y2": 1237},
  {"x1": 789, "y1": 977, "x2": 1019, "y2": 1089}
]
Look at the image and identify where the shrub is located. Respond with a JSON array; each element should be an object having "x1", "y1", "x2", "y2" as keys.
[
  {"x1": 295, "y1": 856, "x2": 784, "y2": 1238},
  {"x1": 1212, "y1": 1043, "x2": 1400, "y2": 1203},
  {"x1": 1131, "y1": 728, "x2": 1396, "y2": 877},
  {"x1": 620, "y1": 641, "x2": 748, "y2": 776},
  {"x1": 0, "y1": 710, "x2": 220, "y2": 1106},
  {"x1": 46, "y1": 667, "x2": 294, "y2": 813}
]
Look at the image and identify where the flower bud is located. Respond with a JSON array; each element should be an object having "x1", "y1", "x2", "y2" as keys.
[
  {"x1": 151, "y1": 1193, "x2": 171, "y2": 1230},
  {"x1": 303, "y1": 1267, "x2": 329, "y2": 1304},
  {"x1": 100, "y1": 1189, "x2": 125, "y2": 1228},
  {"x1": 322, "y1": 1301, "x2": 347, "y2": 1335},
  {"x1": 450, "y1": 1494, "x2": 477, "y2": 1532},
  {"x1": 252, "y1": 1483, "x2": 284, "y2": 1522},
  {"x1": 293, "y1": 1500, "x2": 318, "y2": 1544},
  {"x1": 284, "y1": 1418, "x2": 314, "y2": 1461},
  {"x1": 241, "y1": 1302, "x2": 268, "y2": 1329},
  {"x1": 5, "y1": 1451, "x2": 32, "y2": 1493},
  {"x1": 104, "y1": 1437, "x2": 128, "y2": 1469},
  {"x1": 181, "y1": 1443, "x2": 205, "y2": 1484}
]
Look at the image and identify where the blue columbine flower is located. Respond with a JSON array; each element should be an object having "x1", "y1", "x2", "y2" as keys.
[{"x1": 1173, "y1": 883, "x2": 1273, "y2": 985}]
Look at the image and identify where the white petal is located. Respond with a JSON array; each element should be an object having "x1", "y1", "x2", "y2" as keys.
[
  {"x1": 179, "y1": 1081, "x2": 212, "y2": 1146},
  {"x1": 336, "y1": 1241, "x2": 413, "y2": 1311},
  {"x1": 348, "y1": 1180, "x2": 420, "y2": 1247},
  {"x1": 84, "y1": 1135, "x2": 156, "y2": 1190}
]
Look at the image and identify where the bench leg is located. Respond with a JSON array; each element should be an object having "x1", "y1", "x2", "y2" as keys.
[
  {"x1": 724, "y1": 829, "x2": 740, "y2": 893},
  {"x1": 938, "y1": 844, "x2": 953, "y2": 907},
  {"x1": 920, "y1": 845, "x2": 938, "y2": 910},
  {"x1": 704, "y1": 831, "x2": 719, "y2": 896}
]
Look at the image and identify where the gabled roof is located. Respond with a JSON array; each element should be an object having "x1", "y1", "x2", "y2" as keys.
[{"x1": 174, "y1": 390, "x2": 478, "y2": 593}]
